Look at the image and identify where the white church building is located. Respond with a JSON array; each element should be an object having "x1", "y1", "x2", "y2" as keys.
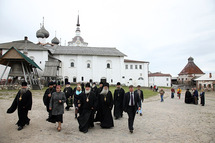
[{"x1": 0, "y1": 16, "x2": 149, "y2": 87}]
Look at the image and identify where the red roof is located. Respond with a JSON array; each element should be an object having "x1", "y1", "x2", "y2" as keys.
[
  {"x1": 149, "y1": 72, "x2": 171, "y2": 77},
  {"x1": 179, "y1": 57, "x2": 204, "y2": 75}
]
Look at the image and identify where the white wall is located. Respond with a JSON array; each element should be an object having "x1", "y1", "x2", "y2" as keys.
[
  {"x1": 149, "y1": 76, "x2": 171, "y2": 87},
  {"x1": 54, "y1": 54, "x2": 123, "y2": 84},
  {"x1": 123, "y1": 62, "x2": 149, "y2": 87}
]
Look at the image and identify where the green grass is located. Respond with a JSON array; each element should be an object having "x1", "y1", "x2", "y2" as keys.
[{"x1": 0, "y1": 85, "x2": 158, "y2": 100}]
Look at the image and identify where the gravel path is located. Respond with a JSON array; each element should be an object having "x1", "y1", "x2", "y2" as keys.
[{"x1": 0, "y1": 89, "x2": 214, "y2": 143}]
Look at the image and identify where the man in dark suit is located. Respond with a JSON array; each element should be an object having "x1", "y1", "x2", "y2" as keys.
[
  {"x1": 123, "y1": 85, "x2": 141, "y2": 133},
  {"x1": 134, "y1": 85, "x2": 144, "y2": 116}
]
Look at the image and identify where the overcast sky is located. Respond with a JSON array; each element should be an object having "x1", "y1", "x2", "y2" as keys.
[{"x1": 0, "y1": 0, "x2": 215, "y2": 76}]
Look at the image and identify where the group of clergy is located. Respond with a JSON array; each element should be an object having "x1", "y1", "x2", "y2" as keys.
[
  {"x1": 7, "y1": 81, "x2": 144, "y2": 134},
  {"x1": 184, "y1": 87, "x2": 205, "y2": 106}
]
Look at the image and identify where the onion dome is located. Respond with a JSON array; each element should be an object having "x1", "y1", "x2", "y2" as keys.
[
  {"x1": 51, "y1": 37, "x2": 60, "y2": 45},
  {"x1": 40, "y1": 25, "x2": 49, "y2": 38},
  {"x1": 36, "y1": 29, "x2": 45, "y2": 38}
]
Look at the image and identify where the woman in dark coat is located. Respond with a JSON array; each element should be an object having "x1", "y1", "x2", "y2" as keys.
[
  {"x1": 74, "y1": 83, "x2": 83, "y2": 119},
  {"x1": 49, "y1": 85, "x2": 66, "y2": 131},
  {"x1": 200, "y1": 89, "x2": 205, "y2": 106}
]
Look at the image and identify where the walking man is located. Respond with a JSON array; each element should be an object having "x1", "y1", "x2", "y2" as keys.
[
  {"x1": 123, "y1": 85, "x2": 141, "y2": 133},
  {"x1": 134, "y1": 85, "x2": 144, "y2": 116},
  {"x1": 159, "y1": 88, "x2": 165, "y2": 102},
  {"x1": 7, "y1": 82, "x2": 32, "y2": 131}
]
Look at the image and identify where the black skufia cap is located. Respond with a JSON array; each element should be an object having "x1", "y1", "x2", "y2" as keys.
[
  {"x1": 86, "y1": 83, "x2": 91, "y2": 87},
  {"x1": 21, "y1": 81, "x2": 27, "y2": 86}
]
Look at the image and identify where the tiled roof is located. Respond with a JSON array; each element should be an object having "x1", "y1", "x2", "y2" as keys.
[
  {"x1": 179, "y1": 57, "x2": 204, "y2": 75},
  {"x1": 124, "y1": 59, "x2": 149, "y2": 63},
  {"x1": 53, "y1": 46, "x2": 126, "y2": 57},
  {"x1": 149, "y1": 72, "x2": 171, "y2": 77}
]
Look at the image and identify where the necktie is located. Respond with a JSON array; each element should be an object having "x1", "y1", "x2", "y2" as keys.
[{"x1": 131, "y1": 92, "x2": 134, "y2": 106}]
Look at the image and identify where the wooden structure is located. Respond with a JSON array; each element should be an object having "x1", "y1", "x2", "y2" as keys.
[{"x1": 0, "y1": 47, "x2": 42, "y2": 89}]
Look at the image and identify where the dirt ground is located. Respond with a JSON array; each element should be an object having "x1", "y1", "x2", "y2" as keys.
[{"x1": 0, "y1": 89, "x2": 214, "y2": 143}]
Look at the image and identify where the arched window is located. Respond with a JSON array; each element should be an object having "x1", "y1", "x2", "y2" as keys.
[
  {"x1": 138, "y1": 77, "x2": 144, "y2": 80},
  {"x1": 129, "y1": 78, "x2": 132, "y2": 81},
  {"x1": 107, "y1": 63, "x2": 110, "y2": 68},
  {"x1": 87, "y1": 63, "x2": 90, "y2": 68},
  {"x1": 71, "y1": 62, "x2": 74, "y2": 67}
]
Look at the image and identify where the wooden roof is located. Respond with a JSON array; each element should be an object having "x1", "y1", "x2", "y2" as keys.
[{"x1": 0, "y1": 47, "x2": 41, "y2": 70}]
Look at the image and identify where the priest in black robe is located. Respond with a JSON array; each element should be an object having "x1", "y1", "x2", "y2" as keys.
[
  {"x1": 63, "y1": 82, "x2": 73, "y2": 111},
  {"x1": 7, "y1": 82, "x2": 32, "y2": 131},
  {"x1": 91, "y1": 82, "x2": 97, "y2": 94},
  {"x1": 99, "y1": 83, "x2": 114, "y2": 128},
  {"x1": 113, "y1": 82, "x2": 125, "y2": 119},
  {"x1": 43, "y1": 82, "x2": 56, "y2": 121},
  {"x1": 78, "y1": 83, "x2": 97, "y2": 133},
  {"x1": 94, "y1": 82, "x2": 103, "y2": 122},
  {"x1": 185, "y1": 89, "x2": 193, "y2": 104}
]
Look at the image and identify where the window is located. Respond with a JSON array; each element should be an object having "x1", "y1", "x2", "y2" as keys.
[
  {"x1": 82, "y1": 77, "x2": 84, "y2": 81},
  {"x1": 135, "y1": 65, "x2": 138, "y2": 69},
  {"x1": 204, "y1": 84, "x2": 206, "y2": 88},
  {"x1": 125, "y1": 65, "x2": 128, "y2": 69},
  {"x1": 166, "y1": 78, "x2": 169, "y2": 81},
  {"x1": 71, "y1": 62, "x2": 74, "y2": 67},
  {"x1": 129, "y1": 78, "x2": 132, "y2": 81},
  {"x1": 139, "y1": 65, "x2": 142, "y2": 69},
  {"x1": 107, "y1": 63, "x2": 110, "y2": 69},
  {"x1": 138, "y1": 77, "x2": 144, "y2": 80},
  {"x1": 87, "y1": 63, "x2": 90, "y2": 68},
  {"x1": 73, "y1": 77, "x2": 76, "y2": 82},
  {"x1": 167, "y1": 83, "x2": 168, "y2": 86},
  {"x1": 122, "y1": 76, "x2": 125, "y2": 79},
  {"x1": 208, "y1": 84, "x2": 211, "y2": 88},
  {"x1": 111, "y1": 79, "x2": 113, "y2": 83},
  {"x1": 130, "y1": 65, "x2": 133, "y2": 69},
  {"x1": 186, "y1": 78, "x2": 187, "y2": 80}
]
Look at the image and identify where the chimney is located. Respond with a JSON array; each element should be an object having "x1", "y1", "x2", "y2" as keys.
[
  {"x1": 24, "y1": 36, "x2": 28, "y2": 41},
  {"x1": 209, "y1": 73, "x2": 212, "y2": 78}
]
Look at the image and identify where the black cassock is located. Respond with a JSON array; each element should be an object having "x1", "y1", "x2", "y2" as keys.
[
  {"x1": 94, "y1": 87, "x2": 103, "y2": 122},
  {"x1": 200, "y1": 92, "x2": 205, "y2": 106},
  {"x1": 63, "y1": 87, "x2": 73, "y2": 109},
  {"x1": 7, "y1": 90, "x2": 32, "y2": 127},
  {"x1": 78, "y1": 91, "x2": 97, "y2": 133},
  {"x1": 100, "y1": 91, "x2": 114, "y2": 128},
  {"x1": 91, "y1": 86, "x2": 97, "y2": 94},
  {"x1": 43, "y1": 87, "x2": 56, "y2": 120},
  {"x1": 185, "y1": 91, "x2": 193, "y2": 104},
  {"x1": 113, "y1": 88, "x2": 125, "y2": 119}
]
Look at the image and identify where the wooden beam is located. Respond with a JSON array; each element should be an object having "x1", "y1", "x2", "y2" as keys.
[
  {"x1": 0, "y1": 61, "x2": 9, "y2": 82},
  {"x1": 24, "y1": 64, "x2": 33, "y2": 86},
  {"x1": 21, "y1": 62, "x2": 27, "y2": 82},
  {"x1": 4, "y1": 68, "x2": 11, "y2": 85}
]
